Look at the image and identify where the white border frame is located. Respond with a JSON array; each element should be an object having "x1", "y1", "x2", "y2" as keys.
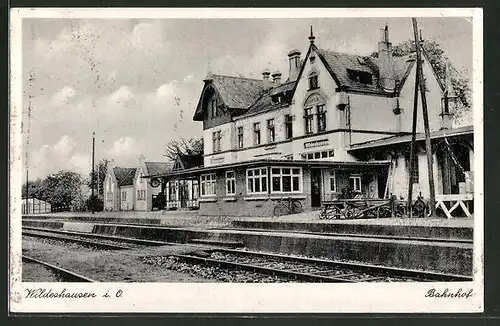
[{"x1": 9, "y1": 8, "x2": 483, "y2": 314}]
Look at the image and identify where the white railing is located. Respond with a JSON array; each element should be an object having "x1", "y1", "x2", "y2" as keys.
[{"x1": 435, "y1": 194, "x2": 473, "y2": 218}]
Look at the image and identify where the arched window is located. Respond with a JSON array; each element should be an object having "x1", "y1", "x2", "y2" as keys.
[{"x1": 303, "y1": 92, "x2": 327, "y2": 134}]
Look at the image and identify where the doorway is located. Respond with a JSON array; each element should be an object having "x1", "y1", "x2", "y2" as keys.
[
  {"x1": 311, "y1": 169, "x2": 322, "y2": 208},
  {"x1": 437, "y1": 142, "x2": 471, "y2": 195}
]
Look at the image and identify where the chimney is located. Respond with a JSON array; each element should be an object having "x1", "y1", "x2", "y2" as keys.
[
  {"x1": 262, "y1": 70, "x2": 271, "y2": 90},
  {"x1": 378, "y1": 25, "x2": 395, "y2": 92},
  {"x1": 288, "y1": 49, "x2": 301, "y2": 81},
  {"x1": 271, "y1": 71, "x2": 282, "y2": 86},
  {"x1": 138, "y1": 153, "x2": 145, "y2": 165}
]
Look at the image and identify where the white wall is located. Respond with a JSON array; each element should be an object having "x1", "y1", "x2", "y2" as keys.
[
  {"x1": 119, "y1": 185, "x2": 134, "y2": 211},
  {"x1": 103, "y1": 172, "x2": 119, "y2": 211},
  {"x1": 203, "y1": 122, "x2": 235, "y2": 167},
  {"x1": 398, "y1": 57, "x2": 444, "y2": 133},
  {"x1": 134, "y1": 167, "x2": 148, "y2": 211},
  {"x1": 288, "y1": 47, "x2": 354, "y2": 162},
  {"x1": 290, "y1": 48, "x2": 341, "y2": 136}
]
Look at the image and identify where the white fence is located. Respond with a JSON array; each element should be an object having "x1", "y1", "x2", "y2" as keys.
[{"x1": 22, "y1": 198, "x2": 52, "y2": 214}]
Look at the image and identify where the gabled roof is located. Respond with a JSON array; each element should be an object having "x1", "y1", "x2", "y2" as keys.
[
  {"x1": 315, "y1": 47, "x2": 416, "y2": 95},
  {"x1": 193, "y1": 74, "x2": 265, "y2": 120},
  {"x1": 192, "y1": 39, "x2": 440, "y2": 122},
  {"x1": 144, "y1": 162, "x2": 172, "y2": 176},
  {"x1": 211, "y1": 74, "x2": 264, "y2": 109},
  {"x1": 113, "y1": 167, "x2": 137, "y2": 187},
  {"x1": 237, "y1": 80, "x2": 296, "y2": 118}
]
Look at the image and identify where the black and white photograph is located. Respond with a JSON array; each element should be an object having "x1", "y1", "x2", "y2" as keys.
[{"x1": 9, "y1": 8, "x2": 483, "y2": 313}]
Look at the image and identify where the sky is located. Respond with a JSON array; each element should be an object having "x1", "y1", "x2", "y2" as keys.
[{"x1": 21, "y1": 16, "x2": 473, "y2": 181}]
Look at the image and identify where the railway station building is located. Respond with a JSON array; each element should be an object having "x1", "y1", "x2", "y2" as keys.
[
  {"x1": 104, "y1": 156, "x2": 171, "y2": 211},
  {"x1": 145, "y1": 26, "x2": 473, "y2": 218}
]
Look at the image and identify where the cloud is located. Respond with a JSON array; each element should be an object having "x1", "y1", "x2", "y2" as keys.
[
  {"x1": 50, "y1": 86, "x2": 76, "y2": 107},
  {"x1": 108, "y1": 85, "x2": 135, "y2": 105},
  {"x1": 28, "y1": 136, "x2": 91, "y2": 179},
  {"x1": 129, "y1": 22, "x2": 164, "y2": 50},
  {"x1": 107, "y1": 137, "x2": 138, "y2": 163},
  {"x1": 53, "y1": 135, "x2": 76, "y2": 157}
]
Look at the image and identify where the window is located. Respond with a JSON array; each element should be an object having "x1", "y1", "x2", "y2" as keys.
[
  {"x1": 137, "y1": 190, "x2": 146, "y2": 200},
  {"x1": 271, "y1": 167, "x2": 302, "y2": 193},
  {"x1": 302, "y1": 150, "x2": 335, "y2": 161},
  {"x1": 237, "y1": 126, "x2": 244, "y2": 149},
  {"x1": 212, "y1": 130, "x2": 221, "y2": 153},
  {"x1": 200, "y1": 174, "x2": 216, "y2": 196},
  {"x1": 121, "y1": 191, "x2": 127, "y2": 201},
  {"x1": 328, "y1": 171, "x2": 337, "y2": 192},
  {"x1": 349, "y1": 175, "x2": 362, "y2": 192},
  {"x1": 253, "y1": 122, "x2": 261, "y2": 145},
  {"x1": 347, "y1": 69, "x2": 372, "y2": 84},
  {"x1": 309, "y1": 74, "x2": 318, "y2": 90},
  {"x1": 226, "y1": 171, "x2": 236, "y2": 195},
  {"x1": 317, "y1": 104, "x2": 326, "y2": 132},
  {"x1": 285, "y1": 115, "x2": 293, "y2": 139},
  {"x1": 267, "y1": 119, "x2": 275, "y2": 143},
  {"x1": 173, "y1": 161, "x2": 182, "y2": 170},
  {"x1": 168, "y1": 182, "x2": 177, "y2": 201},
  {"x1": 304, "y1": 108, "x2": 314, "y2": 134},
  {"x1": 246, "y1": 168, "x2": 268, "y2": 194},
  {"x1": 211, "y1": 99, "x2": 218, "y2": 117}
]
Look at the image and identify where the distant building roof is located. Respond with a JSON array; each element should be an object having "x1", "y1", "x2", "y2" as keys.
[
  {"x1": 113, "y1": 167, "x2": 137, "y2": 186},
  {"x1": 145, "y1": 161, "x2": 172, "y2": 176},
  {"x1": 177, "y1": 154, "x2": 203, "y2": 170}
]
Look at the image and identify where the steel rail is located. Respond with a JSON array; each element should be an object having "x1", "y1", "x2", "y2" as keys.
[
  {"x1": 169, "y1": 253, "x2": 358, "y2": 283},
  {"x1": 209, "y1": 248, "x2": 473, "y2": 282},
  {"x1": 22, "y1": 230, "x2": 134, "y2": 250},
  {"x1": 22, "y1": 255, "x2": 96, "y2": 282}
]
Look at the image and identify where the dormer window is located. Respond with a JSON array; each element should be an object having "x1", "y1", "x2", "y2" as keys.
[
  {"x1": 272, "y1": 94, "x2": 283, "y2": 104},
  {"x1": 308, "y1": 72, "x2": 319, "y2": 90},
  {"x1": 211, "y1": 99, "x2": 218, "y2": 117},
  {"x1": 309, "y1": 56, "x2": 316, "y2": 64},
  {"x1": 347, "y1": 69, "x2": 372, "y2": 85}
]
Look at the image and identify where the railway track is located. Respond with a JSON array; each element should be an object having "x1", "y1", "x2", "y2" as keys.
[
  {"x1": 22, "y1": 226, "x2": 169, "y2": 247},
  {"x1": 23, "y1": 229, "x2": 136, "y2": 250},
  {"x1": 22, "y1": 255, "x2": 96, "y2": 282},
  {"x1": 23, "y1": 226, "x2": 472, "y2": 283},
  {"x1": 155, "y1": 249, "x2": 471, "y2": 283}
]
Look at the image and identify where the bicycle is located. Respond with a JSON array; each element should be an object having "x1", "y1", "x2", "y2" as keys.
[{"x1": 273, "y1": 196, "x2": 303, "y2": 216}]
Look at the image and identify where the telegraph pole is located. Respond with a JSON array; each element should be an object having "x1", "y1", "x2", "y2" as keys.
[
  {"x1": 91, "y1": 132, "x2": 95, "y2": 214},
  {"x1": 412, "y1": 18, "x2": 436, "y2": 216},
  {"x1": 407, "y1": 38, "x2": 420, "y2": 217}
]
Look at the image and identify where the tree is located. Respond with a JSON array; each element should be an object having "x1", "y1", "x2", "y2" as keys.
[
  {"x1": 370, "y1": 39, "x2": 472, "y2": 121},
  {"x1": 44, "y1": 170, "x2": 85, "y2": 210},
  {"x1": 163, "y1": 137, "x2": 204, "y2": 162},
  {"x1": 88, "y1": 158, "x2": 111, "y2": 197},
  {"x1": 22, "y1": 170, "x2": 86, "y2": 211}
]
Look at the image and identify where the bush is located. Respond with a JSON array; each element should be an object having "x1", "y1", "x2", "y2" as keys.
[{"x1": 85, "y1": 196, "x2": 104, "y2": 212}]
